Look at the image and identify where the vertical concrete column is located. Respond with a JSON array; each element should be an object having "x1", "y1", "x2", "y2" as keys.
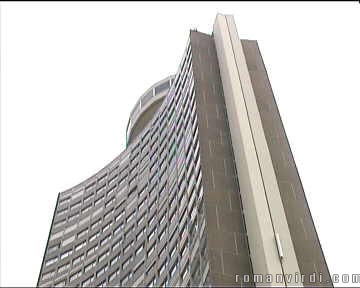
[{"x1": 213, "y1": 14, "x2": 302, "y2": 287}]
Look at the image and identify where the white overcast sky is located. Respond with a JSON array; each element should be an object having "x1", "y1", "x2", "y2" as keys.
[{"x1": 1, "y1": 2, "x2": 360, "y2": 287}]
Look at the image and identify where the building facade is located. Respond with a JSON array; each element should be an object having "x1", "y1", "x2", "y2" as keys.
[{"x1": 38, "y1": 14, "x2": 332, "y2": 287}]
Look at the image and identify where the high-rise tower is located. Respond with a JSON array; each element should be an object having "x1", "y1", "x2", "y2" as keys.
[{"x1": 38, "y1": 14, "x2": 332, "y2": 287}]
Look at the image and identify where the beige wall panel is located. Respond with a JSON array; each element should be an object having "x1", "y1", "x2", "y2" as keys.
[{"x1": 213, "y1": 14, "x2": 302, "y2": 286}]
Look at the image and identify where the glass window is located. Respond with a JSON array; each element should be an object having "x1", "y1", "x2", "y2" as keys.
[
  {"x1": 122, "y1": 256, "x2": 132, "y2": 269},
  {"x1": 100, "y1": 234, "x2": 111, "y2": 246},
  {"x1": 147, "y1": 243, "x2": 155, "y2": 256},
  {"x1": 170, "y1": 261, "x2": 178, "y2": 278},
  {"x1": 113, "y1": 222, "x2": 124, "y2": 235},
  {"x1": 84, "y1": 260, "x2": 96, "y2": 273},
  {"x1": 75, "y1": 240, "x2": 86, "y2": 251},
  {"x1": 60, "y1": 249, "x2": 72, "y2": 260},
  {"x1": 54, "y1": 279, "x2": 66, "y2": 287},
  {"x1": 124, "y1": 240, "x2": 134, "y2": 254},
  {"x1": 96, "y1": 265, "x2": 108, "y2": 277},
  {"x1": 69, "y1": 270, "x2": 82, "y2": 282},
  {"x1": 89, "y1": 230, "x2": 100, "y2": 242},
  {"x1": 102, "y1": 221, "x2": 112, "y2": 232},
  {"x1": 109, "y1": 268, "x2": 119, "y2": 282},
  {"x1": 73, "y1": 253, "x2": 84, "y2": 266},
  {"x1": 42, "y1": 270, "x2": 55, "y2": 280},
  {"x1": 82, "y1": 275, "x2": 94, "y2": 287},
  {"x1": 47, "y1": 244, "x2": 59, "y2": 254},
  {"x1": 71, "y1": 201, "x2": 81, "y2": 210},
  {"x1": 98, "y1": 249, "x2": 109, "y2": 263},
  {"x1": 135, "y1": 242, "x2": 144, "y2": 255}
]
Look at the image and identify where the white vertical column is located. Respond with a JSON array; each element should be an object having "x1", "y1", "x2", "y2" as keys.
[{"x1": 213, "y1": 14, "x2": 302, "y2": 287}]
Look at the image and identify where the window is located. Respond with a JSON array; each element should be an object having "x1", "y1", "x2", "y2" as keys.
[
  {"x1": 159, "y1": 213, "x2": 166, "y2": 226},
  {"x1": 85, "y1": 181, "x2": 96, "y2": 192},
  {"x1": 89, "y1": 230, "x2": 100, "y2": 242},
  {"x1": 109, "y1": 268, "x2": 119, "y2": 282},
  {"x1": 107, "y1": 185, "x2": 116, "y2": 196},
  {"x1": 170, "y1": 261, "x2": 178, "y2": 278},
  {"x1": 75, "y1": 240, "x2": 86, "y2": 252},
  {"x1": 159, "y1": 228, "x2": 166, "y2": 242},
  {"x1": 147, "y1": 243, "x2": 155, "y2": 256},
  {"x1": 109, "y1": 165, "x2": 118, "y2": 176},
  {"x1": 160, "y1": 277, "x2": 168, "y2": 288},
  {"x1": 108, "y1": 175, "x2": 117, "y2": 186},
  {"x1": 71, "y1": 201, "x2": 81, "y2": 210},
  {"x1": 110, "y1": 252, "x2": 120, "y2": 266},
  {"x1": 99, "y1": 249, "x2": 110, "y2": 263},
  {"x1": 170, "y1": 244, "x2": 177, "y2": 258},
  {"x1": 57, "y1": 208, "x2": 67, "y2": 217},
  {"x1": 148, "y1": 214, "x2": 156, "y2": 226},
  {"x1": 54, "y1": 280, "x2": 66, "y2": 287},
  {"x1": 121, "y1": 272, "x2": 131, "y2": 286},
  {"x1": 68, "y1": 211, "x2": 79, "y2": 222},
  {"x1": 104, "y1": 208, "x2": 114, "y2": 220},
  {"x1": 84, "y1": 260, "x2": 96, "y2": 273},
  {"x1": 122, "y1": 256, "x2": 132, "y2": 269},
  {"x1": 135, "y1": 242, "x2": 144, "y2": 255},
  {"x1": 60, "y1": 249, "x2": 72, "y2": 260},
  {"x1": 87, "y1": 244, "x2": 98, "y2": 256},
  {"x1": 138, "y1": 185, "x2": 147, "y2": 198},
  {"x1": 170, "y1": 210, "x2": 177, "y2": 224},
  {"x1": 126, "y1": 209, "x2": 136, "y2": 223},
  {"x1": 124, "y1": 224, "x2": 135, "y2": 239},
  {"x1": 69, "y1": 270, "x2": 82, "y2": 282},
  {"x1": 113, "y1": 222, "x2": 124, "y2": 235},
  {"x1": 77, "y1": 228, "x2": 88, "y2": 239},
  {"x1": 115, "y1": 210, "x2": 125, "y2": 222},
  {"x1": 58, "y1": 197, "x2": 70, "y2": 206},
  {"x1": 124, "y1": 240, "x2": 134, "y2": 254},
  {"x1": 138, "y1": 198, "x2": 145, "y2": 211},
  {"x1": 42, "y1": 270, "x2": 55, "y2": 280},
  {"x1": 112, "y1": 239, "x2": 121, "y2": 252},
  {"x1": 53, "y1": 218, "x2": 66, "y2": 229},
  {"x1": 94, "y1": 195, "x2": 105, "y2": 206},
  {"x1": 73, "y1": 253, "x2": 84, "y2": 266},
  {"x1": 159, "y1": 260, "x2": 167, "y2": 276},
  {"x1": 148, "y1": 277, "x2": 156, "y2": 287},
  {"x1": 105, "y1": 197, "x2": 115, "y2": 208},
  {"x1": 181, "y1": 261, "x2": 189, "y2": 281},
  {"x1": 100, "y1": 234, "x2": 111, "y2": 246},
  {"x1": 96, "y1": 265, "x2": 108, "y2": 277},
  {"x1": 102, "y1": 221, "x2": 111, "y2": 232},
  {"x1": 84, "y1": 192, "x2": 94, "y2": 203},
  {"x1": 82, "y1": 275, "x2": 94, "y2": 287},
  {"x1": 91, "y1": 218, "x2": 101, "y2": 230},
  {"x1": 127, "y1": 195, "x2": 137, "y2": 209},
  {"x1": 82, "y1": 204, "x2": 92, "y2": 214},
  {"x1": 148, "y1": 227, "x2": 156, "y2": 241},
  {"x1": 137, "y1": 212, "x2": 146, "y2": 225},
  {"x1": 146, "y1": 261, "x2": 155, "y2": 275},
  {"x1": 47, "y1": 244, "x2": 59, "y2": 254},
  {"x1": 149, "y1": 198, "x2": 157, "y2": 212},
  {"x1": 96, "y1": 184, "x2": 106, "y2": 194}
]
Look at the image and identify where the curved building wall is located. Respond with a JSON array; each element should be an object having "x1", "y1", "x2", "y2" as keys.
[
  {"x1": 38, "y1": 38, "x2": 213, "y2": 287},
  {"x1": 127, "y1": 98, "x2": 163, "y2": 145},
  {"x1": 126, "y1": 76, "x2": 174, "y2": 145}
]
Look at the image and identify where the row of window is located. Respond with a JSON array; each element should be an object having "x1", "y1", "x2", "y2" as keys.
[{"x1": 41, "y1": 41, "x2": 210, "y2": 287}]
